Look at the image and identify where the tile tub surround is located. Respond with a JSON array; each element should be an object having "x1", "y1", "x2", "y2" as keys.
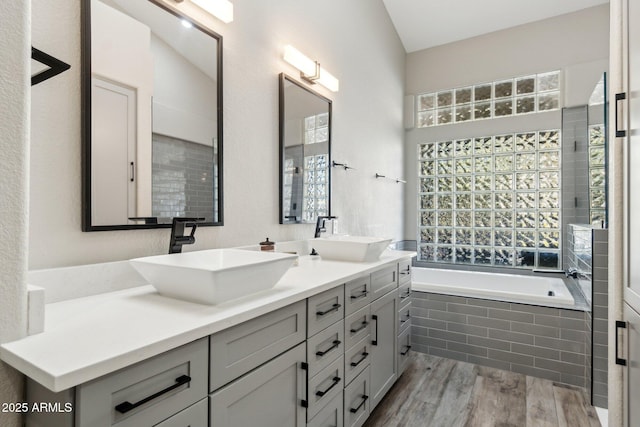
[{"x1": 411, "y1": 291, "x2": 590, "y2": 388}]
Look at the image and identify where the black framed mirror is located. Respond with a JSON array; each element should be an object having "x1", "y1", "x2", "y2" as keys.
[
  {"x1": 279, "y1": 73, "x2": 332, "y2": 224},
  {"x1": 82, "y1": 0, "x2": 223, "y2": 231}
]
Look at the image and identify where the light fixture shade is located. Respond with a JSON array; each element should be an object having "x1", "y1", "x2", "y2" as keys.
[
  {"x1": 283, "y1": 45, "x2": 339, "y2": 92},
  {"x1": 190, "y1": 0, "x2": 234, "y2": 23}
]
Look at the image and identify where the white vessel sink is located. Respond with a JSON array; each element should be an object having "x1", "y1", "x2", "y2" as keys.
[
  {"x1": 310, "y1": 236, "x2": 392, "y2": 262},
  {"x1": 130, "y1": 249, "x2": 297, "y2": 305}
]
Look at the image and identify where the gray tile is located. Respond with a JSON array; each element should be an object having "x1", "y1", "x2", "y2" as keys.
[
  {"x1": 511, "y1": 321, "x2": 559, "y2": 338},
  {"x1": 594, "y1": 331, "x2": 608, "y2": 346},
  {"x1": 535, "y1": 336, "x2": 585, "y2": 353},
  {"x1": 593, "y1": 293, "x2": 608, "y2": 307},
  {"x1": 534, "y1": 314, "x2": 562, "y2": 327},
  {"x1": 468, "y1": 315, "x2": 510, "y2": 331},
  {"x1": 535, "y1": 358, "x2": 585, "y2": 377},
  {"x1": 429, "y1": 347, "x2": 468, "y2": 362},
  {"x1": 560, "y1": 351, "x2": 585, "y2": 365},
  {"x1": 560, "y1": 329, "x2": 587, "y2": 343},
  {"x1": 447, "y1": 302, "x2": 488, "y2": 317},
  {"x1": 429, "y1": 294, "x2": 467, "y2": 303},
  {"x1": 511, "y1": 343, "x2": 560, "y2": 360},
  {"x1": 467, "y1": 335, "x2": 511, "y2": 351},
  {"x1": 466, "y1": 299, "x2": 511, "y2": 310},
  {"x1": 488, "y1": 349, "x2": 534, "y2": 366},
  {"x1": 593, "y1": 344, "x2": 608, "y2": 359},
  {"x1": 447, "y1": 322, "x2": 488, "y2": 337},
  {"x1": 560, "y1": 373, "x2": 586, "y2": 388},
  {"x1": 429, "y1": 310, "x2": 467, "y2": 324},
  {"x1": 412, "y1": 343, "x2": 429, "y2": 354},
  {"x1": 592, "y1": 395, "x2": 608, "y2": 409},
  {"x1": 487, "y1": 329, "x2": 534, "y2": 345},
  {"x1": 510, "y1": 364, "x2": 561, "y2": 382},
  {"x1": 418, "y1": 299, "x2": 447, "y2": 311},
  {"x1": 429, "y1": 328, "x2": 467, "y2": 343},
  {"x1": 560, "y1": 317, "x2": 586, "y2": 331},
  {"x1": 593, "y1": 369, "x2": 608, "y2": 383},
  {"x1": 447, "y1": 342, "x2": 488, "y2": 357},
  {"x1": 489, "y1": 308, "x2": 533, "y2": 323}
]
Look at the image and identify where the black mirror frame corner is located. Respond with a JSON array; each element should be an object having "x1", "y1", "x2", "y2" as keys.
[{"x1": 81, "y1": 0, "x2": 224, "y2": 231}]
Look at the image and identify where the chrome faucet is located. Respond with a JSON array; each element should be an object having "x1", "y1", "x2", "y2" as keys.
[
  {"x1": 314, "y1": 215, "x2": 337, "y2": 238},
  {"x1": 169, "y1": 217, "x2": 204, "y2": 254},
  {"x1": 565, "y1": 267, "x2": 579, "y2": 279}
]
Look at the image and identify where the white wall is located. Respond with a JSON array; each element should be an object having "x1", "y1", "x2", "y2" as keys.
[
  {"x1": 403, "y1": 5, "x2": 609, "y2": 240},
  {"x1": 29, "y1": 0, "x2": 405, "y2": 268},
  {"x1": 0, "y1": 1, "x2": 29, "y2": 425}
]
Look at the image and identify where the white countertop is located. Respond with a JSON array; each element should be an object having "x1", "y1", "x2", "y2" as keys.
[{"x1": 0, "y1": 250, "x2": 414, "y2": 392}]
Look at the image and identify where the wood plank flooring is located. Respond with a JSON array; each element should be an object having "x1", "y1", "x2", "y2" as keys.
[{"x1": 363, "y1": 353, "x2": 601, "y2": 427}]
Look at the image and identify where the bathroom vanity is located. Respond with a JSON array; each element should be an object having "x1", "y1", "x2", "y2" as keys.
[{"x1": 0, "y1": 250, "x2": 413, "y2": 427}]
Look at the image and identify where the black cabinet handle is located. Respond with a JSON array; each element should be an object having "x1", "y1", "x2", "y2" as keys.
[
  {"x1": 349, "y1": 395, "x2": 369, "y2": 413},
  {"x1": 372, "y1": 314, "x2": 378, "y2": 346},
  {"x1": 300, "y1": 362, "x2": 309, "y2": 408},
  {"x1": 350, "y1": 320, "x2": 368, "y2": 334},
  {"x1": 315, "y1": 376, "x2": 341, "y2": 397},
  {"x1": 115, "y1": 375, "x2": 191, "y2": 414},
  {"x1": 316, "y1": 303, "x2": 341, "y2": 317},
  {"x1": 400, "y1": 345, "x2": 412, "y2": 356},
  {"x1": 400, "y1": 312, "x2": 410, "y2": 324},
  {"x1": 316, "y1": 340, "x2": 341, "y2": 357},
  {"x1": 400, "y1": 268, "x2": 411, "y2": 275},
  {"x1": 130, "y1": 162, "x2": 135, "y2": 182},
  {"x1": 350, "y1": 351, "x2": 369, "y2": 367},
  {"x1": 616, "y1": 320, "x2": 627, "y2": 366},
  {"x1": 400, "y1": 291, "x2": 411, "y2": 300},
  {"x1": 350, "y1": 290, "x2": 368, "y2": 300},
  {"x1": 616, "y1": 92, "x2": 627, "y2": 137}
]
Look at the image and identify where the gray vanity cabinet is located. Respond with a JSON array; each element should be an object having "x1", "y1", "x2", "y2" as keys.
[
  {"x1": 343, "y1": 367, "x2": 371, "y2": 427},
  {"x1": 209, "y1": 342, "x2": 307, "y2": 427},
  {"x1": 369, "y1": 287, "x2": 398, "y2": 410},
  {"x1": 153, "y1": 398, "x2": 208, "y2": 427}
]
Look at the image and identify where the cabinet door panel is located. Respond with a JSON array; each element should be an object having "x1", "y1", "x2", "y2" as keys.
[
  {"x1": 344, "y1": 367, "x2": 370, "y2": 427},
  {"x1": 369, "y1": 289, "x2": 398, "y2": 409},
  {"x1": 209, "y1": 343, "x2": 306, "y2": 427},
  {"x1": 308, "y1": 286, "x2": 345, "y2": 336},
  {"x1": 153, "y1": 398, "x2": 207, "y2": 427}
]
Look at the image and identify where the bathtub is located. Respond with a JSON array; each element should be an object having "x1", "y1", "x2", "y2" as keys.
[{"x1": 411, "y1": 267, "x2": 575, "y2": 307}]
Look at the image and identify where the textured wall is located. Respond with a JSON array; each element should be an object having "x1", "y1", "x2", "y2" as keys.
[
  {"x1": 0, "y1": 1, "x2": 29, "y2": 426},
  {"x1": 29, "y1": 0, "x2": 406, "y2": 269}
]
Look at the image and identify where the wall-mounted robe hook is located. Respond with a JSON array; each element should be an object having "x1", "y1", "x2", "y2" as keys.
[
  {"x1": 332, "y1": 161, "x2": 355, "y2": 170},
  {"x1": 375, "y1": 173, "x2": 406, "y2": 184}
]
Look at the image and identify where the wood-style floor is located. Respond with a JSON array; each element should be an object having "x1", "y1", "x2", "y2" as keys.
[{"x1": 364, "y1": 352, "x2": 601, "y2": 427}]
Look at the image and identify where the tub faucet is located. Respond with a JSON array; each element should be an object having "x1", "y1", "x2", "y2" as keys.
[
  {"x1": 565, "y1": 267, "x2": 579, "y2": 279},
  {"x1": 169, "y1": 217, "x2": 204, "y2": 254},
  {"x1": 314, "y1": 215, "x2": 337, "y2": 238}
]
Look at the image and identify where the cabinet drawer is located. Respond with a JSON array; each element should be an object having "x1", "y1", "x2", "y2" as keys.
[
  {"x1": 397, "y1": 326, "x2": 411, "y2": 376},
  {"x1": 398, "y1": 260, "x2": 411, "y2": 285},
  {"x1": 76, "y1": 338, "x2": 208, "y2": 427},
  {"x1": 307, "y1": 355, "x2": 344, "y2": 420},
  {"x1": 344, "y1": 275, "x2": 372, "y2": 316},
  {"x1": 306, "y1": 392, "x2": 344, "y2": 427},
  {"x1": 398, "y1": 282, "x2": 412, "y2": 306},
  {"x1": 343, "y1": 366, "x2": 370, "y2": 427},
  {"x1": 370, "y1": 266, "x2": 397, "y2": 301},
  {"x1": 344, "y1": 336, "x2": 370, "y2": 386},
  {"x1": 398, "y1": 301, "x2": 411, "y2": 335},
  {"x1": 153, "y1": 398, "x2": 207, "y2": 427},
  {"x1": 210, "y1": 342, "x2": 306, "y2": 427},
  {"x1": 308, "y1": 286, "x2": 345, "y2": 336},
  {"x1": 210, "y1": 301, "x2": 306, "y2": 391},
  {"x1": 307, "y1": 320, "x2": 344, "y2": 377},
  {"x1": 344, "y1": 305, "x2": 371, "y2": 351}
]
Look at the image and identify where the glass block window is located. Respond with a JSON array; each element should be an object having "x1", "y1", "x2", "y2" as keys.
[
  {"x1": 302, "y1": 154, "x2": 329, "y2": 222},
  {"x1": 304, "y1": 113, "x2": 329, "y2": 144},
  {"x1": 417, "y1": 71, "x2": 561, "y2": 127},
  {"x1": 588, "y1": 125, "x2": 606, "y2": 225},
  {"x1": 418, "y1": 130, "x2": 562, "y2": 269}
]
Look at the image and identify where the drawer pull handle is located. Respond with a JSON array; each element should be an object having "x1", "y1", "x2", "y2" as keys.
[
  {"x1": 350, "y1": 352, "x2": 369, "y2": 367},
  {"x1": 349, "y1": 395, "x2": 369, "y2": 413},
  {"x1": 372, "y1": 314, "x2": 378, "y2": 346},
  {"x1": 616, "y1": 92, "x2": 627, "y2": 138},
  {"x1": 616, "y1": 320, "x2": 627, "y2": 366},
  {"x1": 401, "y1": 312, "x2": 410, "y2": 323},
  {"x1": 315, "y1": 376, "x2": 341, "y2": 397},
  {"x1": 400, "y1": 291, "x2": 411, "y2": 299},
  {"x1": 114, "y1": 374, "x2": 191, "y2": 414},
  {"x1": 400, "y1": 268, "x2": 411, "y2": 275},
  {"x1": 400, "y1": 345, "x2": 412, "y2": 356},
  {"x1": 350, "y1": 320, "x2": 368, "y2": 334},
  {"x1": 316, "y1": 340, "x2": 341, "y2": 357},
  {"x1": 350, "y1": 290, "x2": 368, "y2": 300},
  {"x1": 316, "y1": 303, "x2": 341, "y2": 317}
]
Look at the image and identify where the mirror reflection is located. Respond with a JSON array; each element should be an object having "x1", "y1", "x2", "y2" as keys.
[
  {"x1": 83, "y1": 0, "x2": 222, "y2": 230},
  {"x1": 279, "y1": 74, "x2": 332, "y2": 224},
  {"x1": 587, "y1": 73, "x2": 607, "y2": 227}
]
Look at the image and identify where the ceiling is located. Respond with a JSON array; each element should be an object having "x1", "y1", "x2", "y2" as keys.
[{"x1": 382, "y1": 0, "x2": 609, "y2": 53}]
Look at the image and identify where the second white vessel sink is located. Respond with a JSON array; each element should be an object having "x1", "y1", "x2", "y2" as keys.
[
  {"x1": 310, "y1": 236, "x2": 392, "y2": 262},
  {"x1": 130, "y1": 249, "x2": 297, "y2": 305}
]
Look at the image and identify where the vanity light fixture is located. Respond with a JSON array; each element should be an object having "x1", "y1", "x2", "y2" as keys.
[
  {"x1": 283, "y1": 45, "x2": 339, "y2": 92},
  {"x1": 190, "y1": 0, "x2": 234, "y2": 23}
]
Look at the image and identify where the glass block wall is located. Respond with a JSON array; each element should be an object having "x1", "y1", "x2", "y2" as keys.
[
  {"x1": 417, "y1": 130, "x2": 562, "y2": 269},
  {"x1": 302, "y1": 154, "x2": 329, "y2": 222},
  {"x1": 588, "y1": 125, "x2": 606, "y2": 225},
  {"x1": 416, "y1": 71, "x2": 560, "y2": 127}
]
